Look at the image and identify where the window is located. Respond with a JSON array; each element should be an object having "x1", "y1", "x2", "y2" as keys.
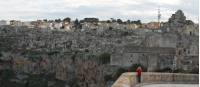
[
  {"x1": 188, "y1": 50, "x2": 190, "y2": 54},
  {"x1": 189, "y1": 31, "x2": 192, "y2": 35},
  {"x1": 130, "y1": 54, "x2": 133, "y2": 57},
  {"x1": 183, "y1": 49, "x2": 186, "y2": 52},
  {"x1": 178, "y1": 51, "x2": 181, "y2": 55}
]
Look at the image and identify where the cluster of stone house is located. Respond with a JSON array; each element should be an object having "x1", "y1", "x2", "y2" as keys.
[
  {"x1": 143, "y1": 22, "x2": 164, "y2": 29},
  {"x1": 0, "y1": 20, "x2": 71, "y2": 31},
  {"x1": 80, "y1": 18, "x2": 163, "y2": 30},
  {"x1": 0, "y1": 18, "x2": 164, "y2": 31},
  {"x1": 110, "y1": 33, "x2": 198, "y2": 72},
  {"x1": 0, "y1": 20, "x2": 8, "y2": 26},
  {"x1": 81, "y1": 21, "x2": 141, "y2": 30},
  {"x1": 8, "y1": 20, "x2": 72, "y2": 31}
]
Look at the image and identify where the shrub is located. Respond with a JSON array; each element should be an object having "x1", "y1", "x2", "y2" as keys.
[
  {"x1": 128, "y1": 64, "x2": 147, "y2": 72},
  {"x1": 47, "y1": 51, "x2": 59, "y2": 55},
  {"x1": 109, "y1": 27, "x2": 113, "y2": 30},
  {"x1": 155, "y1": 67, "x2": 172, "y2": 72},
  {"x1": 190, "y1": 67, "x2": 199, "y2": 74},
  {"x1": 84, "y1": 49, "x2": 89, "y2": 52},
  {"x1": 0, "y1": 70, "x2": 15, "y2": 80},
  {"x1": 104, "y1": 75, "x2": 113, "y2": 81},
  {"x1": 173, "y1": 68, "x2": 185, "y2": 73},
  {"x1": 113, "y1": 68, "x2": 127, "y2": 80}
]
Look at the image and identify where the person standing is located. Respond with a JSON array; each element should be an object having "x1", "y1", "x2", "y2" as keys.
[{"x1": 136, "y1": 66, "x2": 142, "y2": 83}]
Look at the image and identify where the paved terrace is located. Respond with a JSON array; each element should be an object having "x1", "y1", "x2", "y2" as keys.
[
  {"x1": 111, "y1": 72, "x2": 199, "y2": 87},
  {"x1": 138, "y1": 84, "x2": 198, "y2": 87}
]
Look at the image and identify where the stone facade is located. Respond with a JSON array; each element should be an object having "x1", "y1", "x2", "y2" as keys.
[
  {"x1": 10, "y1": 20, "x2": 23, "y2": 26},
  {"x1": 111, "y1": 46, "x2": 175, "y2": 71},
  {"x1": 0, "y1": 20, "x2": 7, "y2": 26}
]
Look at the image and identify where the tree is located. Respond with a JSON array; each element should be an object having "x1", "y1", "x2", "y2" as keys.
[
  {"x1": 110, "y1": 18, "x2": 116, "y2": 22},
  {"x1": 75, "y1": 59, "x2": 106, "y2": 87},
  {"x1": 117, "y1": 19, "x2": 123, "y2": 24},
  {"x1": 55, "y1": 19, "x2": 61, "y2": 23},
  {"x1": 131, "y1": 20, "x2": 142, "y2": 25},
  {"x1": 74, "y1": 19, "x2": 79, "y2": 25},
  {"x1": 186, "y1": 20, "x2": 194, "y2": 25},
  {"x1": 74, "y1": 19, "x2": 81, "y2": 29},
  {"x1": 128, "y1": 64, "x2": 147, "y2": 72},
  {"x1": 63, "y1": 17, "x2": 71, "y2": 22},
  {"x1": 106, "y1": 20, "x2": 111, "y2": 23},
  {"x1": 136, "y1": 20, "x2": 142, "y2": 25},
  {"x1": 83, "y1": 18, "x2": 99, "y2": 23},
  {"x1": 127, "y1": 20, "x2": 131, "y2": 24},
  {"x1": 43, "y1": 19, "x2": 47, "y2": 22}
]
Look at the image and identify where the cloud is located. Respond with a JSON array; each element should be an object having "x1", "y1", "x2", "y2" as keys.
[
  {"x1": 146, "y1": 0, "x2": 182, "y2": 5},
  {"x1": 0, "y1": 0, "x2": 198, "y2": 23}
]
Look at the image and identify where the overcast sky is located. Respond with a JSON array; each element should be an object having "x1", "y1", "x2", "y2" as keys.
[{"x1": 0, "y1": 0, "x2": 198, "y2": 23}]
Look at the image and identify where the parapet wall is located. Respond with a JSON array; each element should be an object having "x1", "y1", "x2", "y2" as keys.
[{"x1": 112, "y1": 72, "x2": 199, "y2": 87}]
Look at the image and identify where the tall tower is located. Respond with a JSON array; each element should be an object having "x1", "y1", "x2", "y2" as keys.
[{"x1": 157, "y1": 8, "x2": 161, "y2": 28}]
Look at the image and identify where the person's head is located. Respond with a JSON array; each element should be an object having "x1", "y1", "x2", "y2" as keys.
[{"x1": 137, "y1": 66, "x2": 142, "y2": 69}]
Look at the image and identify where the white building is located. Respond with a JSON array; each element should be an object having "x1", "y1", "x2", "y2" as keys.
[
  {"x1": 53, "y1": 22, "x2": 62, "y2": 29},
  {"x1": 48, "y1": 23, "x2": 54, "y2": 30},
  {"x1": 10, "y1": 20, "x2": 23, "y2": 26},
  {"x1": 22, "y1": 22, "x2": 34, "y2": 28},
  {"x1": 38, "y1": 22, "x2": 49, "y2": 29},
  {"x1": 0, "y1": 20, "x2": 8, "y2": 26},
  {"x1": 82, "y1": 22, "x2": 98, "y2": 30},
  {"x1": 62, "y1": 21, "x2": 72, "y2": 31}
]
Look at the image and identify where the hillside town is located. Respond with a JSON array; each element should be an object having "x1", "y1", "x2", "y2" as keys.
[
  {"x1": 0, "y1": 17, "x2": 163, "y2": 31},
  {"x1": 0, "y1": 10, "x2": 198, "y2": 87}
]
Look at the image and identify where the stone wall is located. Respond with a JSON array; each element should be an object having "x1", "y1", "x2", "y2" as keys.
[
  {"x1": 111, "y1": 46, "x2": 175, "y2": 71},
  {"x1": 0, "y1": 23, "x2": 198, "y2": 86},
  {"x1": 112, "y1": 72, "x2": 199, "y2": 87}
]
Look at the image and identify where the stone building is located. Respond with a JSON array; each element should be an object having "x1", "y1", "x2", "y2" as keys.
[
  {"x1": 111, "y1": 46, "x2": 175, "y2": 71},
  {"x1": 162, "y1": 9, "x2": 198, "y2": 35},
  {"x1": 98, "y1": 21, "x2": 140, "y2": 30},
  {"x1": 22, "y1": 21, "x2": 35, "y2": 28},
  {"x1": 144, "y1": 33, "x2": 177, "y2": 48},
  {"x1": 0, "y1": 20, "x2": 8, "y2": 26},
  {"x1": 126, "y1": 23, "x2": 140, "y2": 29},
  {"x1": 53, "y1": 22, "x2": 62, "y2": 29},
  {"x1": 81, "y1": 18, "x2": 99, "y2": 30},
  {"x1": 146, "y1": 22, "x2": 160, "y2": 29},
  {"x1": 62, "y1": 21, "x2": 72, "y2": 31},
  {"x1": 82, "y1": 22, "x2": 98, "y2": 30},
  {"x1": 98, "y1": 21, "x2": 110, "y2": 30},
  {"x1": 183, "y1": 24, "x2": 199, "y2": 36},
  {"x1": 10, "y1": 20, "x2": 23, "y2": 26}
]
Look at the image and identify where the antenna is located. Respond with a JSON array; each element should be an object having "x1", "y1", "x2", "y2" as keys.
[{"x1": 157, "y1": 7, "x2": 161, "y2": 28}]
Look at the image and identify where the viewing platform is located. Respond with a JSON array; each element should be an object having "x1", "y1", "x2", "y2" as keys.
[{"x1": 111, "y1": 72, "x2": 199, "y2": 87}]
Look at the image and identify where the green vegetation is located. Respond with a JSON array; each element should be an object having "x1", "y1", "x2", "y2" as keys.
[
  {"x1": 128, "y1": 64, "x2": 147, "y2": 72},
  {"x1": 0, "y1": 69, "x2": 18, "y2": 87},
  {"x1": 173, "y1": 68, "x2": 185, "y2": 73},
  {"x1": 190, "y1": 67, "x2": 199, "y2": 74},
  {"x1": 47, "y1": 51, "x2": 60, "y2": 55},
  {"x1": 63, "y1": 17, "x2": 71, "y2": 22},
  {"x1": 155, "y1": 67, "x2": 172, "y2": 72},
  {"x1": 26, "y1": 75, "x2": 48, "y2": 87},
  {"x1": 104, "y1": 75, "x2": 113, "y2": 81},
  {"x1": 113, "y1": 68, "x2": 127, "y2": 80},
  {"x1": 0, "y1": 69, "x2": 15, "y2": 81}
]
